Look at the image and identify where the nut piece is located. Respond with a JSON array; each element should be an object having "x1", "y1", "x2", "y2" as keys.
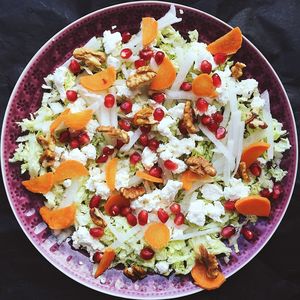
[
  {"x1": 123, "y1": 265, "x2": 147, "y2": 280},
  {"x1": 231, "y1": 62, "x2": 246, "y2": 79},
  {"x1": 120, "y1": 185, "x2": 146, "y2": 200},
  {"x1": 126, "y1": 66, "x2": 156, "y2": 89},
  {"x1": 97, "y1": 126, "x2": 129, "y2": 144},
  {"x1": 132, "y1": 107, "x2": 156, "y2": 126},
  {"x1": 182, "y1": 100, "x2": 198, "y2": 134},
  {"x1": 199, "y1": 245, "x2": 219, "y2": 279},
  {"x1": 236, "y1": 161, "x2": 250, "y2": 182},
  {"x1": 90, "y1": 208, "x2": 107, "y2": 227},
  {"x1": 39, "y1": 149, "x2": 56, "y2": 168},
  {"x1": 185, "y1": 156, "x2": 216, "y2": 177},
  {"x1": 73, "y1": 47, "x2": 106, "y2": 71}
]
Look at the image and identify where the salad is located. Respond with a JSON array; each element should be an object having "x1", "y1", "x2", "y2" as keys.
[{"x1": 10, "y1": 5, "x2": 291, "y2": 290}]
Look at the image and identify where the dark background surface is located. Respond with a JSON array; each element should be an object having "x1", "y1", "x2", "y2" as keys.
[{"x1": 0, "y1": 0, "x2": 299, "y2": 299}]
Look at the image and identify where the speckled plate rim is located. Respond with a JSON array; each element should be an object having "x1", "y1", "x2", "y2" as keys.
[{"x1": 1, "y1": 1, "x2": 298, "y2": 299}]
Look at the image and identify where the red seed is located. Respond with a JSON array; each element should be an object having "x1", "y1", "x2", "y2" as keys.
[
  {"x1": 134, "y1": 59, "x2": 146, "y2": 69},
  {"x1": 140, "y1": 247, "x2": 154, "y2": 260},
  {"x1": 241, "y1": 227, "x2": 254, "y2": 241},
  {"x1": 66, "y1": 90, "x2": 78, "y2": 102},
  {"x1": 139, "y1": 47, "x2": 153, "y2": 61},
  {"x1": 89, "y1": 195, "x2": 101, "y2": 209},
  {"x1": 149, "y1": 165, "x2": 162, "y2": 178},
  {"x1": 201, "y1": 115, "x2": 212, "y2": 125},
  {"x1": 69, "y1": 139, "x2": 80, "y2": 149},
  {"x1": 104, "y1": 94, "x2": 115, "y2": 108},
  {"x1": 207, "y1": 120, "x2": 218, "y2": 133},
  {"x1": 111, "y1": 205, "x2": 120, "y2": 216},
  {"x1": 154, "y1": 51, "x2": 165, "y2": 65},
  {"x1": 121, "y1": 31, "x2": 131, "y2": 43},
  {"x1": 126, "y1": 213, "x2": 137, "y2": 226},
  {"x1": 221, "y1": 226, "x2": 236, "y2": 239},
  {"x1": 139, "y1": 133, "x2": 149, "y2": 146},
  {"x1": 249, "y1": 163, "x2": 262, "y2": 177},
  {"x1": 180, "y1": 82, "x2": 192, "y2": 91},
  {"x1": 153, "y1": 108, "x2": 165, "y2": 121},
  {"x1": 157, "y1": 208, "x2": 169, "y2": 223},
  {"x1": 148, "y1": 138, "x2": 159, "y2": 152},
  {"x1": 214, "y1": 53, "x2": 227, "y2": 65},
  {"x1": 115, "y1": 139, "x2": 125, "y2": 149},
  {"x1": 120, "y1": 100, "x2": 133, "y2": 114},
  {"x1": 212, "y1": 73, "x2": 222, "y2": 87},
  {"x1": 215, "y1": 126, "x2": 227, "y2": 139},
  {"x1": 212, "y1": 112, "x2": 223, "y2": 124},
  {"x1": 178, "y1": 120, "x2": 188, "y2": 135},
  {"x1": 102, "y1": 146, "x2": 114, "y2": 155},
  {"x1": 120, "y1": 206, "x2": 132, "y2": 217},
  {"x1": 196, "y1": 98, "x2": 209, "y2": 113},
  {"x1": 224, "y1": 200, "x2": 236, "y2": 211},
  {"x1": 170, "y1": 203, "x2": 181, "y2": 215},
  {"x1": 96, "y1": 154, "x2": 108, "y2": 163},
  {"x1": 164, "y1": 160, "x2": 178, "y2": 171},
  {"x1": 138, "y1": 210, "x2": 148, "y2": 226},
  {"x1": 118, "y1": 119, "x2": 131, "y2": 131},
  {"x1": 260, "y1": 188, "x2": 272, "y2": 198},
  {"x1": 92, "y1": 251, "x2": 103, "y2": 263},
  {"x1": 140, "y1": 124, "x2": 151, "y2": 133},
  {"x1": 130, "y1": 152, "x2": 141, "y2": 164},
  {"x1": 69, "y1": 59, "x2": 81, "y2": 74},
  {"x1": 272, "y1": 183, "x2": 283, "y2": 200},
  {"x1": 120, "y1": 48, "x2": 133, "y2": 59},
  {"x1": 59, "y1": 130, "x2": 70, "y2": 143},
  {"x1": 89, "y1": 227, "x2": 104, "y2": 238},
  {"x1": 78, "y1": 132, "x2": 90, "y2": 146},
  {"x1": 200, "y1": 60, "x2": 212, "y2": 74},
  {"x1": 174, "y1": 213, "x2": 185, "y2": 225},
  {"x1": 152, "y1": 92, "x2": 166, "y2": 104}
]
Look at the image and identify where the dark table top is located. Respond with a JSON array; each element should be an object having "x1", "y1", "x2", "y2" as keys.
[{"x1": 0, "y1": 0, "x2": 299, "y2": 299}]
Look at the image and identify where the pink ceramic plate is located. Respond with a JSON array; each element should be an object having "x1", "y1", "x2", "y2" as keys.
[{"x1": 1, "y1": 1, "x2": 298, "y2": 299}]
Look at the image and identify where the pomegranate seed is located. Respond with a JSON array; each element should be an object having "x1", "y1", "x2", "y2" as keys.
[
  {"x1": 152, "y1": 92, "x2": 166, "y2": 104},
  {"x1": 120, "y1": 48, "x2": 133, "y2": 59},
  {"x1": 126, "y1": 213, "x2": 137, "y2": 226},
  {"x1": 224, "y1": 200, "x2": 236, "y2": 211},
  {"x1": 260, "y1": 188, "x2": 272, "y2": 198},
  {"x1": 139, "y1": 48, "x2": 153, "y2": 61},
  {"x1": 69, "y1": 130, "x2": 82, "y2": 139},
  {"x1": 214, "y1": 53, "x2": 227, "y2": 65},
  {"x1": 138, "y1": 210, "x2": 148, "y2": 226},
  {"x1": 170, "y1": 203, "x2": 181, "y2": 215},
  {"x1": 96, "y1": 154, "x2": 108, "y2": 163},
  {"x1": 140, "y1": 124, "x2": 151, "y2": 133},
  {"x1": 212, "y1": 112, "x2": 223, "y2": 124},
  {"x1": 174, "y1": 213, "x2": 185, "y2": 226},
  {"x1": 164, "y1": 160, "x2": 178, "y2": 171},
  {"x1": 66, "y1": 90, "x2": 78, "y2": 102},
  {"x1": 154, "y1": 51, "x2": 165, "y2": 65},
  {"x1": 78, "y1": 132, "x2": 90, "y2": 146},
  {"x1": 148, "y1": 138, "x2": 159, "y2": 152},
  {"x1": 149, "y1": 165, "x2": 162, "y2": 178},
  {"x1": 249, "y1": 163, "x2": 262, "y2": 177},
  {"x1": 215, "y1": 126, "x2": 227, "y2": 139},
  {"x1": 178, "y1": 120, "x2": 188, "y2": 135},
  {"x1": 89, "y1": 227, "x2": 104, "y2": 238},
  {"x1": 241, "y1": 227, "x2": 254, "y2": 241},
  {"x1": 120, "y1": 207, "x2": 131, "y2": 217},
  {"x1": 200, "y1": 60, "x2": 212, "y2": 74},
  {"x1": 111, "y1": 205, "x2": 120, "y2": 216},
  {"x1": 69, "y1": 59, "x2": 81, "y2": 74},
  {"x1": 207, "y1": 120, "x2": 218, "y2": 133},
  {"x1": 59, "y1": 130, "x2": 70, "y2": 143},
  {"x1": 153, "y1": 108, "x2": 165, "y2": 121},
  {"x1": 212, "y1": 73, "x2": 222, "y2": 87},
  {"x1": 140, "y1": 247, "x2": 154, "y2": 260},
  {"x1": 272, "y1": 183, "x2": 283, "y2": 200},
  {"x1": 180, "y1": 82, "x2": 192, "y2": 91},
  {"x1": 139, "y1": 133, "x2": 149, "y2": 147},
  {"x1": 89, "y1": 195, "x2": 101, "y2": 209},
  {"x1": 102, "y1": 146, "x2": 114, "y2": 156},
  {"x1": 121, "y1": 31, "x2": 131, "y2": 43},
  {"x1": 157, "y1": 208, "x2": 169, "y2": 223},
  {"x1": 69, "y1": 139, "x2": 79, "y2": 149},
  {"x1": 118, "y1": 119, "x2": 131, "y2": 131},
  {"x1": 130, "y1": 152, "x2": 142, "y2": 164},
  {"x1": 201, "y1": 115, "x2": 212, "y2": 125},
  {"x1": 104, "y1": 94, "x2": 115, "y2": 108},
  {"x1": 93, "y1": 251, "x2": 103, "y2": 263},
  {"x1": 115, "y1": 139, "x2": 125, "y2": 149},
  {"x1": 134, "y1": 59, "x2": 146, "y2": 69},
  {"x1": 196, "y1": 98, "x2": 208, "y2": 113},
  {"x1": 221, "y1": 226, "x2": 236, "y2": 239},
  {"x1": 120, "y1": 100, "x2": 133, "y2": 114}
]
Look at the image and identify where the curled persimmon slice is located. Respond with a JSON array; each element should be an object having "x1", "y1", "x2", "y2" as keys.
[
  {"x1": 53, "y1": 160, "x2": 88, "y2": 183},
  {"x1": 235, "y1": 195, "x2": 271, "y2": 217},
  {"x1": 142, "y1": 17, "x2": 158, "y2": 46},
  {"x1": 22, "y1": 172, "x2": 54, "y2": 194},
  {"x1": 241, "y1": 142, "x2": 270, "y2": 167},
  {"x1": 144, "y1": 223, "x2": 170, "y2": 250},
  {"x1": 104, "y1": 194, "x2": 130, "y2": 216},
  {"x1": 136, "y1": 171, "x2": 163, "y2": 183},
  {"x1": 94, "y1": 248, "x2": 116, "y2": 278},
  {"x1": 63, "y1": 110, "x2": 93, "y2": 131},
  {"x1": 192, "y1": 74, "x2": 217, "y2": 97},
  {"x1": 50, "y1": 109, "x2": 70, "y2": 134},
  {"x1": 105, "y1": 158, "x2": 118, "y2": 191}
]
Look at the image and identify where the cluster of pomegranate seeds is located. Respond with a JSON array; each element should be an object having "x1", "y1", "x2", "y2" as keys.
[
  {"x1": 68, "y1": 131, "x2": 90, "y2": 149},
  {"x1": 120, "y1": 207, "x2": 132, "y2": 217},
  {"x1": 174, "y1": 213, "x2": 185, "y2": 225},
  {"x1": 249, "y1": 163, "x2": 262, "y2": 177},
  {"x1": 89, "y1": 195, "x2": 101, "y2": 209},
  {"x1": 66, "y1": 90, "x2": 78, "y2": 102},
  {"x1": 118, "y1": 119, "x2": 131, "y2": 131},
  {"x1": 93, "y1": 251, "x2": 103, "y2": 263},
  {"x1": 89, "y1": 227, "x2": 104, "y2": 238},
  {"x1": 78, "y1": 132, "x2": 90, "y2": 145},
  {"x1": 196, "y1": 98, "x2": 208, "y2": 113},
  {"x1": 212, "y1": 112, "x2": 223, "y2": 123},
  {"x1": 120, "y1": 48, "x2": 133, "y2": 59},
  {"x1": 104, "y1": 94, "x2": 115, "y2": 108},
  {"x1": 224, "y1": 200, "x2": 236, "y2": 211},
  {"x1": 178, "y1": 120, "x2": 188, "y2": 135},
  {"x1": 201, "y1": 111, "x2": 226, "y2": 139},
  {"x1": 164, "y1": 160, "x2": 178, "y2": 171},
  {"x1": 138, "y1": 210, "x2": 148, "y2": 226},
  {"x1": 139, "y1": 47, "x2": 153, "y2": 61},
  {"x1": 241, "y1": 227, "x2": 254, "y2": 241},
  {"x1": 148, "y1": 138, "x2": 159, "y2": 152},
  {"x1": 272, "y1": 183, "x2": 283, "y2": 200},
  {"x1": 130, "y1": 152, "x2": 142, "y2": 165},
  {"x1": 169, "y1": 203, "x2": 185, "y2": 225},
  {"x1": 221, "y1": 226, "x2": 236, "y2": 239},
  {"x1": 152, "y1": 92, "x2": 165, "y2": 104},
  {"x1": 180, "y1": 82, "x2": 192, "y2": 91},
  {"x1": 140, "y1": 124, "x2": 151, "y2": 133},
  {"x1": 140, "y1": 247, "x2": 154, "y2": 260},
  {"x1": 120, "y1": 99, "x2": 133, "y2": 114},
  {"x1": 214, "y1": 53, "x2": 227, "y2": 65},
  {"x1": 139, "y1": 133, "x2": 149, "y2": 146},
  {"x1": 212, "y1": 73, "x2": 222, "y2": 87},
  {"x1": 97, "y1": 145, "x2": 114, "y2": 164},
  {"x1": 96, "y1": 154, "x2": 108, "y2": 163},
  {"x1": 111, "y1": 204, "x2": 120, "y2": 216},
  {"x1": 134, "y1": 59, "x2": 146, "y2": 69},
  {"x1": 59, "y1": 130, "x2": 70, "y2": 143},
  {"x1": 149, "y1": 165, "x2": 162, "y2": 178},
  {"x1": 170, "y1": 203, "x2": 181, "y2": 215},
  {"x1": 126, "y1": 213, "x2": 138, "y2": 226},
  {"x1": 154, "y1": 51, "x2": 165, "y2": 65},
  {"x1": 121, "y1": 31, "x2": 131, "y2": 43},
  {"x1": 200, "y1": 60, "x2": 212, "y2": 74},
  {"x1": 153, "y1": 108, "x2": 165, "y2": 121},
  {"x1": 157, "y1": 208, "x2": 169, "y2": 223},
  {"x1": 69, "y1": 59, "x2": 81, "y2": 74}
]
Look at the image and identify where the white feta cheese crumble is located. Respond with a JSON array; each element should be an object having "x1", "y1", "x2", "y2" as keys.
[
  {"x1": 169, "y1": 157, "x2": 187, "y2": 174},
  {"x1": 167, "y1": 103, "x2": 185, "y2": 119},
  {"x1": 160, "y1": 180, "x2": 183, "y2": 202},
  {"x1": 67, "y1": 98, "x2": 87, "y2": 113},
  {"x1": 62, "y1": 148, "x2": 87, "y2": 165},
  {"x1": 155, "y1": 261, "x2": 169, "y2": 274},
  {"x1": 142, "y1": 147, "x2": 158, "y2": 170},
  {"x1": 236, "y1": 79, "x2": 258, "y2": 98},
  {"x1": 201, "y1": 183, "x2": 224, "y2": 201},
  {"x1": 156, "y1": 116, "x2": 176, "y2": 138},
  {"x1": 81, "y1": 144, "x2": 97, "y2": 160},
  {"x1": 115, "y1": 159, "x2": 130, "y2": 190},
  {"x1": 250, "y1": 96, "x2": 265, "y2": 113},
  {"x1": 103, "y1": 30, "x2": 122, "y2": 54},
  {"x1": 223, "y1": 178, "x2": 250, "y2": 200},
  {"x1": 126, "y1": 102, "x2": 143, "y2": 118},
  {"x1": 49, "y1": 102, "x2": 64, "y2": 115},
  {"x1": 63, "y1": 179, "x2": 72, "y2": 188},
  {"x1": 205, "y1": 201, "x2": 225, "y2": 222},
  {"x1": 107, "y1": 55, "x2": 121, "y2": 70},
  {"x1": 86, "y1": 119, "x2": 99, "y2": 140},
  {"x1": 85, "y1": 167, "x2": 110, "y2": 199},
  {"x1": 186, "y1": 200, "x2": 207, "y2": 226}
]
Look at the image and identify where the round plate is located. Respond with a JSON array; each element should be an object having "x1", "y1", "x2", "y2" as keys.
[{"x1": 1, "y1": 1, "x2": 298, "y2": 299}]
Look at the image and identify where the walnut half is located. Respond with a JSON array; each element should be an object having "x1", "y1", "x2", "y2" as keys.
[
  {"x1": 123, "y1": 265, "x2": 147, "y2": 280},
  {"x1": 236, "y1": 161, "x2": 250, "y2": 182},
  {"x1": 231, "y1": 62, "x2": 246, "y2": 79},
  {"x1": 199, "y1": 245, "x2": 219, "y2": 279},
  {"x1": 73, "y1": 47, "x2": 106, "y2": 71},
  {"x1": 132, "y1": 107, "x2": 156, "y2": 126},
  {"x1": 182, "y1": 100, "x2": 198, "y2": 134},
  {"x1": 126, "y1": 66, "x2": 156, "y2": 89},
  {"x1": 97, "y1": 126, "x2": 129, "y2": 144},
  {"x1": 120, "y1": 186, "x2": 146, "y2": 200},
  {"x1": 185, "y1": 156, "x2": 216, "y2": 177},
  {"x1": 90, "y1": 208, "x2": 107, "y2": 227}
]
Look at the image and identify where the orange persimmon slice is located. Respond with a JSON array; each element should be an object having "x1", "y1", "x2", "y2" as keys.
[
  {"x1": 191, "y1": 263, "x2": 226, "y2": 290},
  {"x1": 150, "y1": 56, "x2": 176, "y2": 90},
  {"x1": 181, "y1": 170, "x2": 210, "y2": 191},
  {"x1": 50, "y1": 109, "x2": 70, "y2": 134},
  {"x1": 241, "y1": 142, "x2": 270, "y2": 167},
  {"x1": 53, "y1": 160, "x2": 88, "y2": 183},
  {"x1": 63, "y1": 110, "x2": 93, "y2": 131},
  {"x1": 142, "y1": 17, "x2": 158, "y2": 46},
  {"x1": 207, "y1": 27, "x2": 242, "y2": 55},
  {"x1": 22, "y1": 172, "x2": 54, "y2": 194},
  {"x1": 192, "y1": 74, "x2": 217, "y2": 97},
  {"x1": 94, "y1": 248, "x2": 116, "y2": 278},
  {"x1": 39, "y1": 203, "x2": 77, "y2": 230},
  {"x1": 136, "y1": 171, "x2": 164, "y2": 183},
  {"x1": 104, "y1": 194, "x2": 130, "y2": 216},
  {"x1": 105, "y1": 157, "x2": 118, "y2": 191},
  {"x1": 144, "y1": 223, "x2": 170, "y2": 250},
  {"x1": 235, "y1": 195, "x2": 271, "y2": 217},
  {"x1": 80, "y1": 67, "x2": 116, "y2": 91}
]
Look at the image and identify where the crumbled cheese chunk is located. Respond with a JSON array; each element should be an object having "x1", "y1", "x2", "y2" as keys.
[
  {"x1": 155, "y1": 261, "x2": 169, "y2": 274},
  {"x1": 169, "y1": 157, "x2": 187, "y2": 174},
  {"x1": 186, "y1": 200, "x2": 207, "y2": 226},
  {"x1": 157, "y1": 116, "x2": 176, "y2": 138},
  {"x1": 205, "y1": 201, "x2": 225, "y2": 222},
  {"x1": 86, "y1": 119, "x2": 100, "y2": 140},
  {"x1": 81, "y1": 144, "x2": 97, "y2": 160},
  {"x1": 115, "y1": 159, "x2": 130, "y2": 190},
  {"x1": 49, "y1": 102, "x2": 64, "y2": 115},
  {"x1": 63, "y1": 179, "x2": 72, "y2": 188},
  {"x1": 251, "y1": 96, "x2": 265, "y2": 113},
  {"x1": 85, "y1": 167, "x2": 110, "y2": 199},
  {"x1": 103, "y1": 30, "x2": 122, "y2": 54},
  {"x1": 142, "y1": 147, "x2": 158, "y2": 170},
  {"x1": 223, "y1": 178, "x2": 250, "y2": 200},
  {"x1": 201, "y1": 183, "x2": 224, "y2": 201},
  {"x1": 62, "y1": 148, "x2": 87, "y2": 165},
  {"x1": 167, "y1": 103, "x2": 185, "y2": 120},
  {"x1": 107, "y1": 55, "x2": 121, "y2": 70}
]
